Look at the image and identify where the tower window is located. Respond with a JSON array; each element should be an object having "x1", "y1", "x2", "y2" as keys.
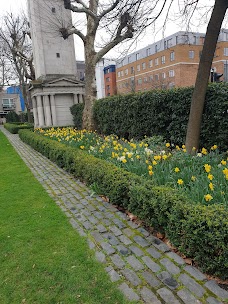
[
  {"x1": 52, "y1": 7, "x2": 56, "y2": 13},
  {"x1": 56, "y1": 53, "x2": 60, "y2": 58}
]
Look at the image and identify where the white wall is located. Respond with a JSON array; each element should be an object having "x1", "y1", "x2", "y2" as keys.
[{"x1": 95, "y1": 58, "x2": 116, "y2": 99}]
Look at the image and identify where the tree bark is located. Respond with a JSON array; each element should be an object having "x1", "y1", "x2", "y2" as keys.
[
  {"x1": 185, "y1": 0, "x2": 228, "y2": 153},
  {"x1": 83, "y1": 50, "x2": 96, "y2": 130},
  {"x1": 81, "y1": 0, "x2": 98, "y2": 130}
]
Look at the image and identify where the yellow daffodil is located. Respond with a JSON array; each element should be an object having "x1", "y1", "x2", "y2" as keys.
[
  {"x1": 204, "y1": 194, "x2": 213, "y2": 201},
  {"x1": 148, "y1": 170, "x2": 154, "y2": 176},
  {"x1": 166, "y1": 143, "x2": 170, "y2": 148},
  {"x1": 148, "y1": 165, "x2": 153, "y2": 170},
  {"x1": 204, "y1": 164, "x2": 211, "y2": 173},
  {"x1": 174, "y1": 167, "x2": 180, "y2": 173},
  {"x1": 207, "y1": 174, "x2": 213, "y2": 181},
  {"x1": 209, "y1": 183, "x2": 214, "y2": 191},
  {"x1": 191, "y1": 175, "x2": 196, "y2": 181},
  {"x1": 221, "y1": 160, "x2": 227, "y2": 166},
  {"x1": 201, "y1": 147, "x2": 207, "y2": 155},
  {"x1": 177, "y1": 179, "x2": 184, "y2": 185},
  {"x1": 211, "y1": 145, "x2": 218, "y2": 150}
]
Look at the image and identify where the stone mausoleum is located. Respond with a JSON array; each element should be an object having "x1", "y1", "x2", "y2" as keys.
[{"x1": 27, "y1": 0, "x2": 84, "y2": 128}]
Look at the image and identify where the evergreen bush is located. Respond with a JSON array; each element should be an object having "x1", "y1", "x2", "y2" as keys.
[{"x1": 74, "y1": 83, "x2": 227, "y2": 150}]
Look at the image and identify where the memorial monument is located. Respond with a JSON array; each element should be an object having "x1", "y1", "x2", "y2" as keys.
[{"x1": 27, "y1": 0, "x2": 84, "y2": 127}]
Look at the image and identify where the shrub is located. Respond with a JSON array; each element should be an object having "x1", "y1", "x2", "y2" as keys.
[
  {"x1": 6, "y1": 111, "x2": 20, "y2": 123},
  {"x1": 92, "y1": 83, "x2": 228, "y2": 150},
  {"x1": 70, "y1": 103, "x2": 84, "y2": 129},
  {"x1": 19, "y1": 129, "x2": 228, "y2": 279},
  {"x1": 4, "y1": 123, "x2": 34, "y2": 134}
]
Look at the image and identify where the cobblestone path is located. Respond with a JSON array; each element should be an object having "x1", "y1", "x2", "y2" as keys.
[{"x1": 1, "y1": 126, "x2": 227, "y2": 304}]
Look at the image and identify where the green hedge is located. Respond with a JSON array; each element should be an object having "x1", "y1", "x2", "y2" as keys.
[
  {"x1": 4, "y1": 123, "x2": 34, "y2": 134},
  {"x1": 70, "y1": 103, "x2": 84, "y2": 129},
  {"x1": 19, "y1": 129, "x2": 228, "y2": 279},
  {"x1": 71, "y1": 83, "x2": 226, "y2": 150}
]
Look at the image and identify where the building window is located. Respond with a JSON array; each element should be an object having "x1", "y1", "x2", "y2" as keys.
[
  {"x1": 136, "y1": 53, "x2": 140, "y2": 60},
  {"x1": 193, "y1": 35, "x2": 197, "y2": 44},
  {"x1": 169, "y1": 70, "x2": 175, "y2": 77},
  {"x1": 106, "y1": 77, "x2": 110, "y2": 82},
  {"x1": 149, "y1": 75, "x2": 153, "y2": 82},
  {"x1": 146, "y1": 48, "x2": 151, "y2": 56},
  {"x1": 155, "y1": 45, "x2": 158, "y2": 53},
  {"x1": 121, "y1": 70, "x2": 124, "y2": 76},
  {"x1": 155, "y1": 74, "x2": 159, "y2": 81},
  {"x1": 56, "y1": 53, "x2": 60, "y2": 58},
  {"x1": 142, "y1": 62, "x2": 146, "y2": 70},
  {"x1": 2, "y1": 98, "x2": 15, "y2": 109},
  {"x1": 165, "y1": 39, "x2": 172, "y2": 48},
  {"x1": 189, "y1": 50, "x2": 195, "y2": 59},
  {"x1": 169, "y1": 82, "x2": 175, "y2": 88},
  {"x1": 144, "y1": 77, "x2": 148, "y2": 83},
  {"x1": 51, "y1": 7, "x2": 56, "y2": 13},
  {"x1": 170, "y1": 51, "x2": 175, "y2": 61},
  {"x1": 149, "y1": 60, "x2": 153, "y2": 68},
  {"x1": 125, "y1": 68, "x2": 128, "y2": 75},
  {"x1": 161, "y1": 55, "x2": 165, "y2": 64},
  {"x1": 224, "y1": 63, "x2": 228, "y2": 81},
  {"x1": 137, "y1": 64, "x2": 140, "y2": 72},
  {"x1": 131, "y1": 66, "x2": 134, "y2": 74},
  {"x1": 155, "y1": 58, "x2": 159, "y2": 66},
  {"x1": 138, "y1": 78, "x2": 142, "y2": 85},
  {"x1": 161, "y1": 72, "x2": 166, "y2": 79},
  {"x1": 107, "y1": 85, "x2": 110, "y2": 90},
  {"x1": 117, "y1": 71, "x2": 120, "y2": 77},
  {"x1": 224, "y1": 48, "x2": 228, "y2": 56}
]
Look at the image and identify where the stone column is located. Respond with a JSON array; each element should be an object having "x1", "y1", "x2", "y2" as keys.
[
  {"x1": 73, "y1": 94, "x2": 78, "y2": 104},
  {"x1": 50, "y1": 94, "x2": 57, "y2": 126},
  {"x1": 36, "y1": 95, "x2": 44, "y2": 127},
  {"x1": 43, "y1": 95, "x2": 52, "y2": 127},
  {"x1": 79, "y1": 94, "x2": 84, "y2": 103},
  {"x1": 32, "y1": 96, "x2": 39, "y2": 128}
]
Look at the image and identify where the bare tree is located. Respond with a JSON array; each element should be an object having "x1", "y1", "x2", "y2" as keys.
[
  {"x1": 185, "y1": 0, "x2": 228, "y2": 152},
  {"x1": 60, "y1": 0, "x2": 164, "y2": 129},
  {"x1": 60, "y1": 0, "x2": 227, "y2": 149},
  {"x1": 0, "y1": 13, "x2": 35, "y2": 121}
]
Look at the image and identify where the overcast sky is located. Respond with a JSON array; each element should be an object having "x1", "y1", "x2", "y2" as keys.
[{"x1": 1, "y1": 0, "x2": 226, "y2": 61}]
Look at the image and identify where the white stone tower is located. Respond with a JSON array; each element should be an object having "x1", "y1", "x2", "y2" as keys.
[{"x1": 27, "y1": 0, "x2": 84, "y2": 127}]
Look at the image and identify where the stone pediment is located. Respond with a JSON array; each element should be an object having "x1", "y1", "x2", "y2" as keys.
[{"x1": 44, "y1": 77, "x2": 84, "y2": 87}]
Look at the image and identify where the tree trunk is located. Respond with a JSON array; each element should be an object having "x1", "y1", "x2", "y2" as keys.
[
  {"x1": 82, "y1": 0, "x2": 98, "y2": 130},
  {"x1": 20, "y1": 81, "x2": 32, "y2": 123},
  {"x1": 83, "y1": 53, "x2": 96, "y2": 130},
  {"x1": 185, "y1": 0, "x2": 228, "y2": 153}
]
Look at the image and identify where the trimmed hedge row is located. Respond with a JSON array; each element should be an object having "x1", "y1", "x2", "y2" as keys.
[
  {"x1": 4, "y1": 123, "x2": 34, "y2": 134},
  {"x1": 71, "y1": 83, "x2": 228, "y2": 150},
  {"x1": 19, "y1": 129, "x2": 228, "y2": 279}
]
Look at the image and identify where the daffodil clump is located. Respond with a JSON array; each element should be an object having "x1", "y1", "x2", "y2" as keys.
[{"x1": 36, "y1": 128, "x2": 228, "y2": 207}]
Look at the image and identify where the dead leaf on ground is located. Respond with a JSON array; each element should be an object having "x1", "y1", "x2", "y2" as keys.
[{"x1": 184, "y1": 258, "x2": 193, "y2": 265}]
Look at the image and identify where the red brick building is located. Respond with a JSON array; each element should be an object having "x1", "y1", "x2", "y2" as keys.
[
  {"x1": 104, "y1": 65, "x2": 117, "y2": 96},
  {"x1": 116, "y1": 30, "x2": 228, "y2": 94}
]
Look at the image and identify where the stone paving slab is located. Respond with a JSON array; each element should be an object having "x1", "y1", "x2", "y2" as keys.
[{"x1": 1, "y1": 126, "x2": 227, "y2": 304}]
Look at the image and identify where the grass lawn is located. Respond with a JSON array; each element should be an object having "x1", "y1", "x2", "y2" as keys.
[{"x1": 0, "y1": 131, "x2": 133, "y2": 304}]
